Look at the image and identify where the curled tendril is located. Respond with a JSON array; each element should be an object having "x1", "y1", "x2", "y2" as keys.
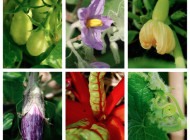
[
  {"x1": 163, "y1": 103, "x2": 176, "y2": 117},
  {"x1": 155, "y1": 96, "x2": 176, "y2": 117},
  {"x1": 155, "y1": 93, "x2": 185, "y2": 119},
  {"x1": 165, "y1": 93, "x2": 185, "y2": 119}
]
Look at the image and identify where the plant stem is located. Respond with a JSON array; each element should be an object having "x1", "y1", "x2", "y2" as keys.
[
  {"x1": 28, "y1": 72, "x2": 38, "y2": 87},
  {"x1": 143, "y1": 0, "x2": 152, "y2": 12},
  {"x1": 67, "y1": 20, "x2": 81, "y2": 40},
  {"x1": 173, "y1": 32, "x2": 186, "y2": 68},
  {"x1": 166, "y1": 18, "x2": 187, "y2": 38},
  {"x1": 128, "y1": 12, "x2": 140, "y2": 22},
  {"x1": 173, "y1": 24, "x2": 187, "y2": 38},
  {"x1": 162, "y1": 119, "x2": 186, "y2": 132},
  {"x1": 132, "y1": 0, "x2": 142, "y2": 30},
  {"x1": 67, "y1": 40, "x2": 82, "y2": 60},
  {"x1": 73, "y1": 0, "x2": 82, "y2": 15}
]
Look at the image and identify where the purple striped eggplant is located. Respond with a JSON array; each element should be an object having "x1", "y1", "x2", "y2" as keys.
[
  {"x1": 21, "y1": 73, "x2": 45, "y2": 140},
  {"x1": 21, "y1": 104, "x2": 44, "y2": 140}
]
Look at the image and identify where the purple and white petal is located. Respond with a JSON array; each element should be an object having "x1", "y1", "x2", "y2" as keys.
[
  {"x1": 78, "y1": 8, "x2": 90, "y2": 20},
  {"x1": 88, "y1": 0, "x2": 105, "y2": 17},
  {"x1": 93, "y1": 15, "x2": 114, "y2": 32},
  {"x1": 90, "y1": 62, "x2": 110, "y2": 68},
  {"x1": 82, "y1": 27, "x2": 103, "y2": 50}
]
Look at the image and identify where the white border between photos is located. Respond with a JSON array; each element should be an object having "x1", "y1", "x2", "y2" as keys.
[
  {"x1": 1, "y1": 0, "x2": 3, "y2": 140},
  {"x1": 0, "y1": 0, "x2": 189, "y2": 140},
  {"x1": 187, "y1": 0, "x2": 189, "y2": 139}
]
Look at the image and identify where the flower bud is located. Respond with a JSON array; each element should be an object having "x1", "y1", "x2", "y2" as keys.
[
  {"x1": 139, "y1": 20, "x2": 175, "y2": 55},
  {"x1": 21, "y1": 104, "x2": 44, "y2": 140},
  {"x1": 152, "y1": 0, "x2": 169, "y2": 22}
]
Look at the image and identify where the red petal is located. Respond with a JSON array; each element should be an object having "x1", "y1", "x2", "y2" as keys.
[
  {"x1": 106, "y1": 116, "x2": 124, "y2": 140},
  {"x1": 104, "y1": 78, "x2": 124, "y2": 116},
  {"x1": 70, "y1": 72, "x2": 90, "y2": 105},
  {"x1": 111, "y1": 104, "x2": 124, "y2": 124},
  {"x1": 66, "y1": 99, "x2": 94, "y2": 126}
]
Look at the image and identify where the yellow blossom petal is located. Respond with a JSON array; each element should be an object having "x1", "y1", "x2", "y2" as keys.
[{"x1": 139, "y1": 20, "x2": 175, "y2": 55}]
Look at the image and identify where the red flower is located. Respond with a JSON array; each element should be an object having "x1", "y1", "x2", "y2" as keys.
[{"x1": 66, "y1": 72, "x2": 124, "y2": 140}]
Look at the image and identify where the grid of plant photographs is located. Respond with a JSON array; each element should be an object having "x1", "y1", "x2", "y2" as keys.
[{"x1": 2, "y1": 0, "x2": 188, "y2": 140}]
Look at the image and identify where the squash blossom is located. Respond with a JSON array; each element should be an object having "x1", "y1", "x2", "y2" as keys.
[
  {"x1": 139, "y1": 0, "x2": 175, "y2": 55},
  {"x1": 78, "y1": 0, "x2": 113, "y2": 50}
]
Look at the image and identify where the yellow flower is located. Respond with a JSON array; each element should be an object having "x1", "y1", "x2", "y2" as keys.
[{"x1": 139, "y1": 20, "x2": 175, "y2": 55}]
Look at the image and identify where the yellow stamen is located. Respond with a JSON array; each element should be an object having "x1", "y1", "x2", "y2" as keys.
[{"x1": 86, "y1": 19, "x2": 103, "y2": 28}]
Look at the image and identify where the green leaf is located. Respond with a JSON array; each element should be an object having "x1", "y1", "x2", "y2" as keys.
[
  {"x1": 147, "y1": 73, "x2": 170, "y2": 93},
  {"x1": 103, "y1": 0, "x2": 122, "y2": 15},
  {"x1": 176, "y1": 0, "x2": 187, "y2": 2},
  {"x1": 51, "y1": 72, "x2": 62, "y2": 85},
  {"x1": 128, "y1": 73, "x2": 169, "y2": 140},
  {"x1": 66, "y1": 22, "x2": 71, "y2": 40},
  {"x1": 3, "y1": 73, "x2": 25, "y2": 103},
  {"x1": 140, "y1": 14, "x2": 151, "y2": 24},
  {"x1": 16, "y1": 99, "x2": 22, "y2": 113},
  {"x1": 66, "y1": 47, "x2": 78, "y2": 68},
  {"x1": 171, "y1": 10, "x2": 186, "y2": 21},
  {"x1": 45, "y1": 101, "x2": 56, "y2": 119},
  {"x1": 3, "y1": 33, "x2": 23, "y2": 68},
  {"x1": 98, "y1": 50, "x2": 124, "y2": 68},
  {"x1": 108, "y1": 1, "x2": 124, "y2": 41},
  {"x1": 66, "y1": 0, "x2": 78, "y2": 4},
  {"x1": 32, "y1": 65, "x2": 51, "y2": 68},
  {"x1": 41, "y1": 40, "x2": 62, "y2": 68},
  {"x1": 77, "y1": 59, "x2": 94, "y2": 68},
  {"x1": 128, "y1": 57, "x2": 176, "y2": 68},
  {"x1": 66, "y1": 0, "x2": 91, "y2": 7},
  {"x1": 170, "y1": 0, "x2": 176, "y2": 7},
  {"x1": 3, "y1": 113, "x2": 14, "y2": 131},
  {"x1": 128, "y1": 30, "x2": 138, "y2": 44},
  {"x1": 54, "y1": 113, "x2": 62, "y2": 136},
  {"x1": 133, "y1": 0, "x2": 143, "y2": 11},
  {"x1": 66, "y1": 122, "x2": 109, "y2": 140},
  {"x1": 66, "y1": 119, "x2": 90, "y2": 129},
  {"x1": 3, "y1": 72, "x2": 25, "y2": 81}
]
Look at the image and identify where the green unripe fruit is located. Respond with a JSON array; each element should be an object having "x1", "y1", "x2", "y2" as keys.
[
  {"x1": 10, "y1": 11, "x2": 33, "y2": 45},
  {"x1": 26, "y1": 30, "x2": 49, "y2": 56},
  {"x1": 30, "y1": 0, "x2": 53, "y2": 23}
]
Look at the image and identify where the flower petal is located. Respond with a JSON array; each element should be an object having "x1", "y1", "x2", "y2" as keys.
[
  {"x1": 82, "y1": 27, "x2": 103, "y2": 50},
  {"x1": 89, "y1": 0, "x2": 105, "y2": 16},
  {"x1": 93, "y1": 15, "x2": 114, "y2": 32},
  {"x1": 78, "y1": 8, "x2": 90, "y2": 20},
  {"x1": 139, "y1": 19, "x2": 175, "y2": 55},
  {"x1": 139, "y1": 20, "x2": 156, "y2": 49},
  {"x1": 90, "y1": 62, "x2": 110, "y2": 68},
  {"x1": 153, "y1": 22, "x2": 175, "y2": 54}
]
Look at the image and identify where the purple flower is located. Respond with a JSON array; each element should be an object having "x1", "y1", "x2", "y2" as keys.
[
  {"x1": 78, "y1": 0, "x2": 114, "y2": 50},
  {"x1": 90, "y1": 62, "x2": 110, "y2": 68}
]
